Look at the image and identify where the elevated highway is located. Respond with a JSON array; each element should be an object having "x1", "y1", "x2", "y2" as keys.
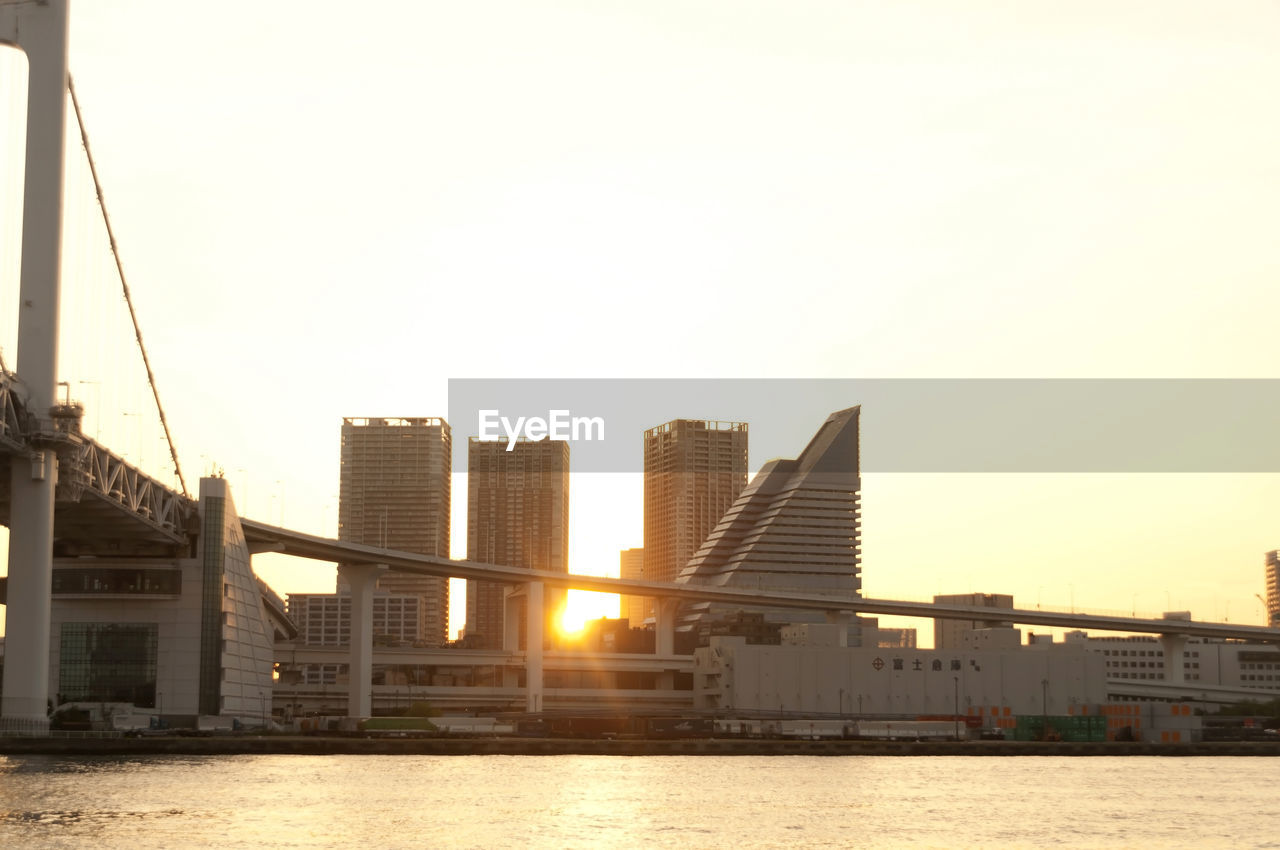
[
  {"x1": 241, "y1": 518, "x2": 1280, "y2": 643},
  {"x1": 243, "y1": 518, "x2": 1280, "y2": 716}
]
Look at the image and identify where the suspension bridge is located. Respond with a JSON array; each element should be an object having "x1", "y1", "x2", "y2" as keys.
[{"x1": 3, "y1": 1, "x2": 1279, "y2": 734}]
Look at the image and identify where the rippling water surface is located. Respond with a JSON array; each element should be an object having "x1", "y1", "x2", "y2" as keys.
[{"x1": 3, "y1": 754, "x2": 1280, "y2": 849}]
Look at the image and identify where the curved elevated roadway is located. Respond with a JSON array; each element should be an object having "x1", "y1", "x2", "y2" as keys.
[{"x1": 240, "y1": 518, "x2": 1280, "y2": 643}]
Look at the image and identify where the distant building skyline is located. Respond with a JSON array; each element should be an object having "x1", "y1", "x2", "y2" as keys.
[
  {"x1": 862, "y1": 617, "x2": 919, "y2": 649},
  {"x1": 338, "y1": 417, "x2": 452, "y2": 645},
  {"x1": 465, "y1": 438, "x2": 569, "y2": 649}
]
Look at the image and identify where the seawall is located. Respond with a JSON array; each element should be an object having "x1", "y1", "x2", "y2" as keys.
[{"x1": 2, "y1": 736, "x2": 1279, "y2": 757}]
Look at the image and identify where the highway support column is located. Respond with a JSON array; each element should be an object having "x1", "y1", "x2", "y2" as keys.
[
  {"x1": 1160, "y1": 633, "x2": 1188, "y2": 686},
  {"x1": 525, "y1": 581, "x2": 544, "y2": 712},
  {"x1": 338, "y1": 563, "x2": 386, "y2": 718}
]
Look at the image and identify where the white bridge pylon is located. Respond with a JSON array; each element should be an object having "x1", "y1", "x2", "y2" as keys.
[{"x1": 1, "y1": 0, "x2": 70, "y2": 735}]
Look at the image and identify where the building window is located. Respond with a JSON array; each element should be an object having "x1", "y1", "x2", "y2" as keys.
[
  {"x1": 52, "y1": 568, "x2": 181, "y2": 595},
  {"x1": 58, "y1": 622, "x2": 158, "y2": 707}
]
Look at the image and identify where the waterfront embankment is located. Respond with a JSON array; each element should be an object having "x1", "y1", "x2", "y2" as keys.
[{"x1": 3, "y1": 735, "x2": 1279, "y2": 757}]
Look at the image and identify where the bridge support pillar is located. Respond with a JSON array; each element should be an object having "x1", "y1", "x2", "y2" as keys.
[
  {"x1": 1159, "y1": 633, "x2": 1188, "y2": 686},
  {"x1": 2, "y1": 452, "x2": 58, "y2": 735},
  {"x1": 338, "y1": 563, "x2": 385, "y2": 718},
  {"x1": 653, "y1": 598, "x2": 679, "y2": 690},
  {"x1": 503, "y1": 586, "x2": 523, "y2": 652},
  {"x1": 525, "y1": 581, "x2": 544, "y2": 713},
  {"x1": 655, "y1": 598, "x2": 679, "y2": 657},
  {"x1": 0, "y1": 0, "x2": 70, "y2": 737}
]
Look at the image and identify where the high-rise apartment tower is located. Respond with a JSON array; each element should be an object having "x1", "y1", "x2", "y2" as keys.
[
  {"x1": 1266, "y1": 550, "x2": 1279, "y2": 627},
  {"x1": 338, "y1": 417, "x2": 451, "y2": 645},
  {"x1": 466, "y1": 438, "x2": 569, "y2": 649},
  {"x1": 643, "y1": 420, "x2": 748, "y2": 604}
]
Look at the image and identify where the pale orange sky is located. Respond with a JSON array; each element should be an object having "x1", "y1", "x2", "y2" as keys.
[{"x1": 3, "y1": 1, "x2": 1280, "y2": 642}]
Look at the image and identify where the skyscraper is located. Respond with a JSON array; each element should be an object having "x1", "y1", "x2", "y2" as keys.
[
  {"x1": 676, "y1": 407, "x2": 862, "y2": 642},
  {"x1": 1266, "y1": 550, "x2": 1279, "y2": 627},
  {"x1": 338, "y1": 417, "x2": 451, "y2": 645},
  {"x1": 466, "y1": 438, "x2": 569, "y2": 649},
  {"x1": 643, "y1": 419, "x2": 748, "y2": 611}
]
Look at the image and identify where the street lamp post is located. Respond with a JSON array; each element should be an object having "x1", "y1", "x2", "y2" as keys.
[
  {"x1": 1041, "y1": 678, "x2": 1049, "y2": 739},
  {"x1": 122, "y1": 412, "x2": 142, "y2": 466},
  {"x1": 77, "y1": 380, "x2": 99, "y2": 438},
  {"x1": 953, "y1": 677, "x2": 960, "y2": 741}
]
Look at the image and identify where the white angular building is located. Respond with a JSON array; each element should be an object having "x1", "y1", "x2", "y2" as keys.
[
  {"x1": 676, "y1": 406, "x2": 862, "y2": 640},
  {"x1": 46, "y1": 478, "x2": 290, "y2": 724}
]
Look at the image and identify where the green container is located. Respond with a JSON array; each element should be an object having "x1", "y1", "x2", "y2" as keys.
[{"x1": 1013, "y1": 715, "x2": 1106, "y2": 742}]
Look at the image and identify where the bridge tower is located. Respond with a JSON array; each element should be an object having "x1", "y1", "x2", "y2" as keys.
[{"x1": 0, "y1": 0, "x2": 70, "y2": 735}]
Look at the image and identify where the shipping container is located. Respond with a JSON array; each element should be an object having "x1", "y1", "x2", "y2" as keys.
[
  {"x1": 1012, "y1": 715, "x2": 1106, "y2": 742},
  {"x1": 852, "y1": 720, "x2": 959, "y2": 741}
]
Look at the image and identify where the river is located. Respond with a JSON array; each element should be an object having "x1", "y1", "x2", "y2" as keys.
[{"x1": 3, "y1": 754, "x2": 1278, "y2": 848}]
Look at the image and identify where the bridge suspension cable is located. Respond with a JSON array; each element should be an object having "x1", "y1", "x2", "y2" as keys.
[{"x1": 66, "y1": 74, "x2": 189, "y2": 497}]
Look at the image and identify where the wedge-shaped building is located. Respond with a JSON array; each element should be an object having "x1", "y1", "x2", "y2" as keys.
[
  {"x1": 676, "y1": 406, "x2": 862, "y2": 640},
  {"x1": 41, "y1": 477, "x2": 293, "y2": 728}
]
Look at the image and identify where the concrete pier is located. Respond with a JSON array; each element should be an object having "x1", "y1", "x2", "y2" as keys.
[{"x1": 0, "y1": 0, "x2": 70, "y2": 737}]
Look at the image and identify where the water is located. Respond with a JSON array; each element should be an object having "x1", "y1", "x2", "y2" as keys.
[{"x1": 2, "y1": 754, "x2": 1279, "y2": 849}]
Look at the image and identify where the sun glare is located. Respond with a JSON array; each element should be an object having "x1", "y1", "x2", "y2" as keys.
[{"x1": 559, "y1": 589, "x2": 619, "y2": 636}]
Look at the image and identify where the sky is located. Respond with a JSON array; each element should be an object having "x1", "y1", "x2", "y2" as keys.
[{"x1": 3, "y1": 0, "x2": 1279, "y2": 643}]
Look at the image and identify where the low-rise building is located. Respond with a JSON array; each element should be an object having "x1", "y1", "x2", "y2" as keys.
[
  {"x1": 933, "y1": 593, "x2": 1014, "y2": 649},
  {"x1": 286, "y1": 591, "x2": 424, "y2": 647},
  {"x1": 1078, "y1": 632, "x2": 1280, "y2": 692},
  {"x1": 693, "y1": 623, "x2": 1108, "y2": 718}
]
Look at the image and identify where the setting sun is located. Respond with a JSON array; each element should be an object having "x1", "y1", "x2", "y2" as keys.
[{"x1": 559, "y1": 589, "x2": 620, "y2": 635}]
